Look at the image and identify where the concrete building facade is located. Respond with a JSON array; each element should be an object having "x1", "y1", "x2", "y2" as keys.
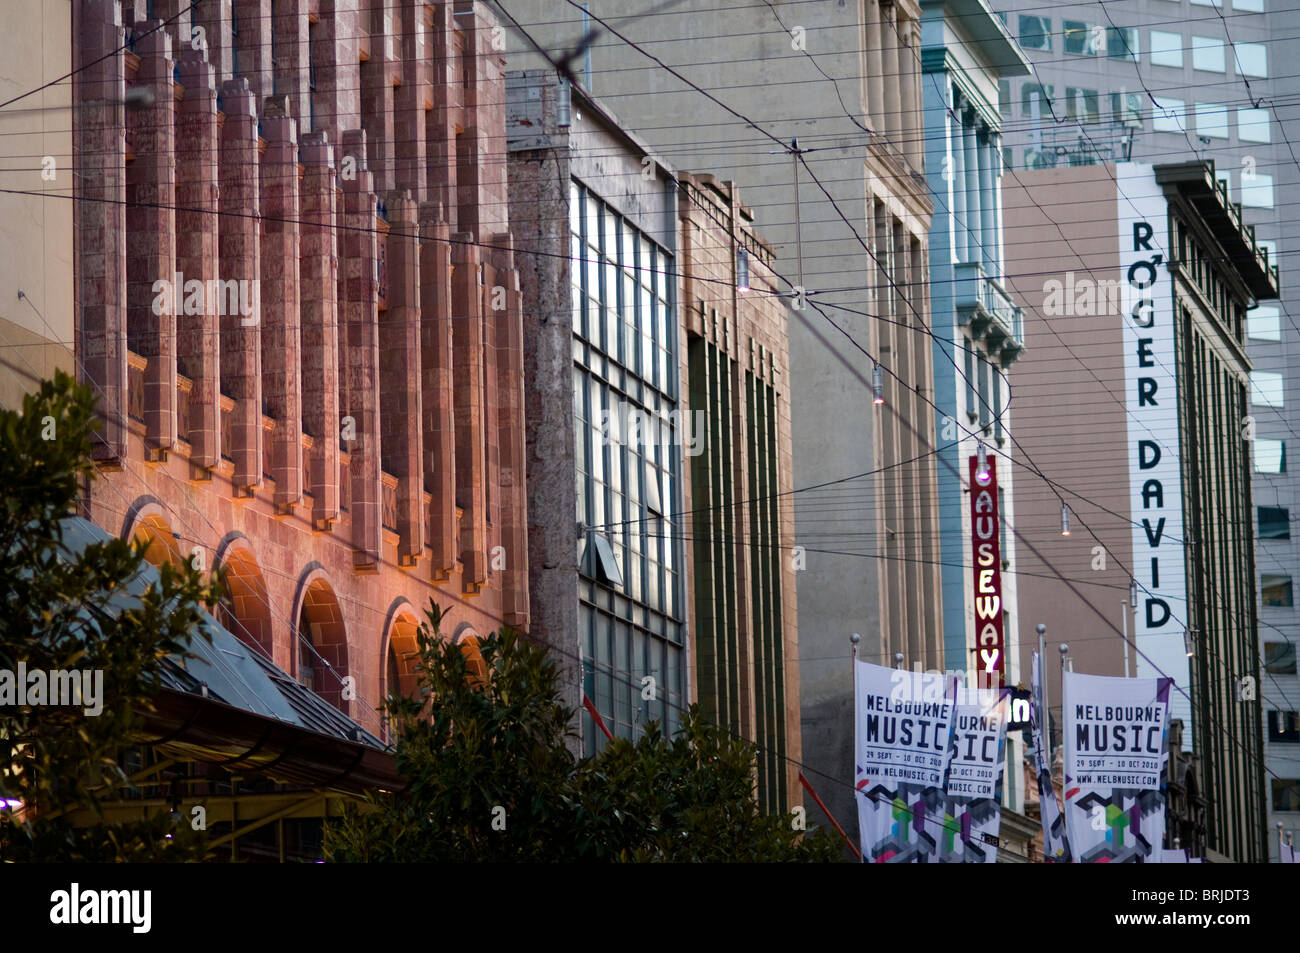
[
  {"x1": 64, "y1": 0, "x2": 530, "y2": 747},
  {"x1": 506, "y1": 71, "x2": 688, "y2": 755},
  {"x1": 498, "y1": 0, "x2": 942, "y2": 838},
  {"x1": 1004, "y1": 160, "x2": 1276, "y2": 862}
]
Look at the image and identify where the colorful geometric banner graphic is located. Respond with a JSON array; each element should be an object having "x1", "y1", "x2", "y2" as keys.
[
  {"x1": 1062, "y1": 671, "x2": 1173, "y2": 862},
  {"x1": 854, "y1": 662, "x2": 954, "y2": 863},
  {"x1": 939, "y1": 685, "x2": 1007, "y2": 863},
  {"x1": 1031, "y1": 652, "x2": 1070, "y2": 861}
]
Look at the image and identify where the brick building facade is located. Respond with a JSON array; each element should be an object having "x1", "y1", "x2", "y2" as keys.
[
  {"x1": 677, "y1": 174, "x2": 800, "y2": 812},
  {"x1": 72, "y1": 0, "x2": 529, "y2": 742}
]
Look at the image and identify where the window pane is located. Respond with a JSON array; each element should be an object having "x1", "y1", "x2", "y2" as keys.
[
  {"x1": 1265, "y1": 642, "x2": 1298, "y2": 674},
  {"x1": 1234, "y1": 0, "x2": 1264, "y2": 11},
  {"x1": 1063, "y1": 21, "x2": 1100, "y2": 56},
  {"x1": 1111, "y1": 91, "x2": 1143, "y2": 127},
  {"x1": 1240, "y1": 171, "x2": 1274, "y2": 209},
  {"x1": 1152, "y1": 97, "x2": 1186, "y2": 133},
  {"x1": 1248, "y1": 305, "x2": 1281, "y2": 341},
  {"x1": 1236, "y1": 42, "x2": 1267, "y2": 78},
  {"x1": 1021, "y1": 82, "x2": 1054, "y2": 117},
  {"x1": 1273, "y1": 778, "x2": 1300, "y2": 811},
  {"x1": 1107, "y1": 27, "x2": 1138, "y2": 61},
  {"x1": 1251, "y1": 370, "x2": 1284, "y2": 407},
  {"x1": 1238, "y1": 107, "x2": 1271, "y2": 143},
  {"x1": 1255, "y1": 438, "x2": 1286, "y2": 473},
  {"x1": 1192, "y1": 36, "x2": 1225, "y2": 72},
  {"x1": 1262, "y1": 574, "x2": 1294, "y2": 607},
  {"x1": 1259, "y1": 505, "x2": 1290, "y2": 539},
  {"x1": 1195, "y1": 102, "x2": 1230, "y2": 139},
  {"x1": 1150, "y1": 31, "x2": 1184, "y2": 68},
  {"x1": 1018, "y1": 15, "x2": 1052, "y2": 51}
]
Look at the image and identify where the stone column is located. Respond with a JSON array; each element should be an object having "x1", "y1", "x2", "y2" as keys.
[
  {"x1": 339, "y1": 130, "x2": 383, "y2": 571},
  {"x1": 272, "y1": 0, "x2": 311, "y2": 130},
  {"x1": 300, "y1": 133, "x2": 340, "y2": 528},
  {"x1": 992, "y1": 132, "x2": 1006, "y2": 282},
  {"x1": 360, "y1": 0, "x2": 397, "y2": 194},
  {"x1": 962, "y1": 108, "x2": 982, "y2": 270},
  {"x1": 898, "y1": 19, "x2": 920, "y2": 172},
  {"x1": 219, "y1": 77, "x2": 262, "y2": 494},
  {"x1": 191, "y1": 0, "x2": 232, "y2": 81},
  {"x1": 126, "y1": 21, "x2": 177, "y2": 459},
  {"x1": 978, "y1": 128, "x2": 996, "y2": 277},
  {"x1": 381, "y1": 191, "x2": 425, "y2": 564},
  {"x1": 864, "y1": 0, "x2": 884, "y2": 132},
  {"x1": 176, "y1": 51, "x2": 221, "y2": 470},
  {"x1": 429, "y1": 1, "x2": 461, "y2": 232},
  {"x1": 950, "y1": 89, "x2": 968, "y2": 263},
  {"x1": 490, "y1": 235, "x2": 530, "y2": 627},
  {"x1": 76, "y1": 0, "x2": 128, "y2": 465},
  {"x1": 420, "y1": 207, "x2": 457, "y2": 578},
  {"x1": 260, "y1": 103, "x2": 303, "y2": 510},
  {"x1": 881, "y1": 2, "x2": 900, "y2": 151},
  {"x1": 237, "y1": 0, "x2": 274, "y2": 101},
  {"x1": 395, "y1": 0, "x2": 430, "y2": 204},
  {"x1": 452, "y1": 238, "x2": 488, "y2": 591}
]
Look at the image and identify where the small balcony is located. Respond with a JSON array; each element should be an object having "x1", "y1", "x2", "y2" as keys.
[{"x1": 954, "y1": 261, "x2": 1025, "y2": 366}]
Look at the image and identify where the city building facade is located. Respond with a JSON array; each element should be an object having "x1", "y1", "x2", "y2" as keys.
[
  {"x1": 68, "y1": 0, "x2": 529, "y2": 746},
  {"x1": 992, "y1": 0, "x2": 1296, "y2": 862},
  {"x1": 506, "y1": 71, "x2": 688, "y2": 755},
  {"x1": 1004, "y1": 160, "x2": 1276, "y2": 862},
  {"x1": 677, "y1": 172, "x2": 800, "y2": 812},
  {"x1": 499, "y1": 0, "x2": 942, "y2": 837}
]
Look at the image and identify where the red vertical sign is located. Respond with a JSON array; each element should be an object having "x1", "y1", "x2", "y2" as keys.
[{"x1": 969, "y1": 455, "x2": 1004, "y2": 685}]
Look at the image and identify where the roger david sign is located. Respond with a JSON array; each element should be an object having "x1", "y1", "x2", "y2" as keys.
[
  {"x1": 969, "y1": 455, "x2": 1004, "y2": 684},
  {"x1": 1116, "y1": 163, "x2": 1189, "y2": 735}
]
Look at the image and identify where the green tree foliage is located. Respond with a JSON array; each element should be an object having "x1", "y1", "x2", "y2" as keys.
[
  {"x1": 324, "y1": 602, "x2": 841, "y2": 862},
  {"x1": 0, "y1": 371, "x2": 216, "y2": 861}
]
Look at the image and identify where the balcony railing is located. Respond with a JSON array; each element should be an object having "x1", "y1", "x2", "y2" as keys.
[{"x1": 954, "y1": 261, "x2": 1025, "y2": 364}]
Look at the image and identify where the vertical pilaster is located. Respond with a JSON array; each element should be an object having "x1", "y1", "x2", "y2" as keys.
[
  {"x1": 489, "y1": 235, "x2": 529, "y2": 627},
  {"x1": 300, "y1": 133, "x2": 341, "y2": 527},
  {"x1": 429, "y1": 1, "x2": 460, "y2": 231},
  {"x1": 219, "y1": 78, "x2": 263, "y2": 494},
  {"x1": 237, "y1": 0, "x2": 275, "y2": 101},
  {"x1": 865, "y1": 1, "x2": 885, "y2": 138},
  {"x1": 260, "y1": 103, "x2": 303, "y2": 509},
  {"x1": 381, "y1": 192, "x2": 425, "y2": 564},
  {"x1": 962, "y1": 108, "x2": 982, "y2": 271},
  {"x1": 361, "y1": 0, "x2": 397, "y2": 193},
  {"x1": 126, "y1": 21, "x2": 177, "y2": 458},
  {"x1": 881, "y1": 2, "x2": 900, "y2": 153},
  {"x1": 452, "y1": 236, "x2": 487, "y2": 590},
  {"x1": 978, "y1": 128, "x2": 996, "y2": 277},
  {"x1": 949, "y1": 89, "x2": 968, "y2": 262},
  {"x1": 272, "y1": 0, "x2": 311, "y2": 130},
  {"x1": 339, "y1": 130, "x2": 382, "y2": 570},
  {"x1": 192, "y1": 0, "x2": 233, "y2": 81},
  {"x1": 176, "y1": 52, "x2": 222, "y2": 469},
  {"x1": 420, "y1": 209, "x2": 457, "y2": 577},
  {"x1": 395, "y1": 0, "x2": 430, "y2": 204},
  {"x1": 76, "y1": 0, "x2": 129, "y2": 465}
]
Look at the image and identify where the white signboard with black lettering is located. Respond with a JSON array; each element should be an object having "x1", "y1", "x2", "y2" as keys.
[{"x1": 1117, "y1": 163, "x2": 1190, "y2": 743}]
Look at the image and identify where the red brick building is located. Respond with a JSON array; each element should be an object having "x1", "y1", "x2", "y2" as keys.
[{"x1": 73, "y1": 0, "x2": 528, "y2": 742}]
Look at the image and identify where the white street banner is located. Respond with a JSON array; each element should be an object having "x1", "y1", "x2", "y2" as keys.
[
  {"x1": 939, "y1": 685, "x2": 1006, "y2": 863},
  {"x1": 1031, "y1": 652, "x2": 1070, "y2": 862},
  {"x1": 1063, "y1": 670, "x2": 1173, "y2": 862},
  {"x1": 854, "y1": 661, "x2": 954, "y2": 862}
]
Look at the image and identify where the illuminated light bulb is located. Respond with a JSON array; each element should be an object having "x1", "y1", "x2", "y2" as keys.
[
  {"x1": 872, "y1": 363, "x2": 884, "y2": 404},
  {"x1": 975, "y1": 442, "x2": 991, "y2": 485},
  {"x1": 1060, "y1": 502, "x2": 1071, "y2": 536}
]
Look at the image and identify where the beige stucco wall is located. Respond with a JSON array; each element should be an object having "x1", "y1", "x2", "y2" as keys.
[{"x1": 0, "y1": 0, "x2": 74, "y2": 408}]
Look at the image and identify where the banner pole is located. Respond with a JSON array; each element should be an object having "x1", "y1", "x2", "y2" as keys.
[{"x1": 850, "y1": 633, "x2": 862, "y2": 862}]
